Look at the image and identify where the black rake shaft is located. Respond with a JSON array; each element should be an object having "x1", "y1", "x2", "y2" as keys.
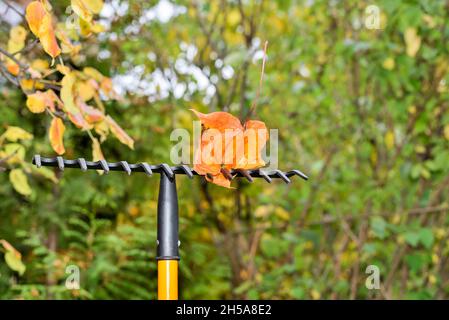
[{"x1": 32, "y1": 155, "x2": 308, "y2": 183}]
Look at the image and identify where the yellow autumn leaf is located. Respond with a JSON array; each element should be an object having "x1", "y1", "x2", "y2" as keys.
[
  {"x1": 56, "y1": 28, "x2": 82, "y2": 55},
  {"x1": 274, "y1": 207, "x2": 290, "y2": 221},
  {"x1": 83, "y1": 67, "x2": 104, "y2": 82},
  {"x1": 92, "y1": 137, "x2": 104, "y2": 161},
  {"x1": 310, "y1": 289, "x2": 321, "y2": 300},
  {"x1": 20, "y1": 78, "x2": 41, "y2": 91},
  {"x1": 408, "y1": 105, "x2": 417, "y2": 114},
  {"x1": 71, "y1": 0, "x2": 93, "y2": 22},
  {"x1": 56, "y1": 64, "x2": 71, "y2": 75},
  {"x1": 26, "y1": 92, "x2": 46, "y2": 113},
  {"x1": 2, "y1": 126, "x2": 33, "y2": 142},
  {"x1": 92, "y1": 137, "x2": 105, "y2": 174},
  {"x1": 385, "y1": 131, "x2": 395, "y2": 150},
  {"x1": 84, "y1": 0, "x2": 104, "y2": 14},
  {"x1": 30, "y1": 59, "x2": 49, "y2": 72},
  {"x1": 3, "y1": 25, "x2": 27, "y2": 76},
  {"x1": 94, "y1": 120, "x2": 109, "y2": 142},
  {"x1": 227, "y1": 9, "x2": 240, "y2": 26},
  {"x1": 9, "y1": 169, "x2": 32, "y2": 196},
  {"x1": 8, "y1": 25, "x2": 27, "y2": 54},
  {"x1": 382, "y1": 57, "x2": 395, "y2": 70},
  {"x1": 76, "y1": 80, "x2": 95, "y2": 101},
  {"x1": 60, "y1": 72, "x2": 78, "y2": 114},
  {"x1": 404, "y1": 28, "x2": 421, "y2": 57}
]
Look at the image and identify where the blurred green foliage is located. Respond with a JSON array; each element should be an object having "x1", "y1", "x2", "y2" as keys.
[{"x1": 1, "y1": 0, "x2": 449, "y2": 299}]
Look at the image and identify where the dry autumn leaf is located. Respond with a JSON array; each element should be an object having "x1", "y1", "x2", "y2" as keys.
[
  {"x1": 105, "y1": 115, "x2": 134, "y2": 149},
  {"x1": 25, "y1": 1, "x2": 61, "y2": 58},
  {"x1": 191, "y1": 109, "x2": 269, "y2": 188},
  {"x1": 76, "y1": 98, "x2": 104, "y2": 123},
  {"x1": 49, "y1": 117, "x2": 65, "y2": 155}
]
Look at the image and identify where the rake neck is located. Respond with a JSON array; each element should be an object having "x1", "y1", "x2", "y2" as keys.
[{"x1": 157, "y1": 173, "x2": 179, "y2": 300}]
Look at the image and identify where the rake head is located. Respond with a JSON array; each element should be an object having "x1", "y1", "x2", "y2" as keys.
[{"x1": 32, "y1": 155, "x2": 308, "y2": 184}]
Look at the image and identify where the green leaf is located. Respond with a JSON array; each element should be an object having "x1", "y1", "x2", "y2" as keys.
[
  {"x1": 404, "y1": 231, "x2": 420, "y2": 247},
  {"x1": 4, "y1": 251, "x2": 26, "y2": 275},
  {"x1": 371, "y1": 216, "x2": 388, "y2": 239},
  {"x1": 405, "y1": 253, "x2": 429, "y2": 272},
  {"x1": 419, "y1": 228, "x2": 434, "y2": 249},
  {"x1": 291, "y1": 287, "x2": 305, "y2": 299}
]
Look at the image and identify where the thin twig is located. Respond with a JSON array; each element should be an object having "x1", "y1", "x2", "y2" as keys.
[
  {"x1": 0, "y1": 46, "x2": 26, "y2": 69},
  {"x1": 245, "y1": 40, "x2": 268, "y2": 122}
]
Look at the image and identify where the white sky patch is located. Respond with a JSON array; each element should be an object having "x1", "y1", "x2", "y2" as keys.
[
  {"x1": 0, "y1": 1, "x2": 23, "y2": 26},
  {"x1": 139, "y1": 0, "x2": 186, "y2": 24},
  {"x1": 221, "y1": 65, "x2": 234, "y2": 80},
  {"x1": 252, "y1": 49, "x2": 266, "y2": 63},
  {"x1": 299, "y1": 63, "x2": 311, "y2": 78},
  {"x1": 98, "y1": 50, "x2": 111, "y2": 60}
]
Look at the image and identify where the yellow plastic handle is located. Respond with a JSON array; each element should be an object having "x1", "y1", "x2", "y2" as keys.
[{"x1": 158, "y1": 260, "x2": 178, "y2": 300}]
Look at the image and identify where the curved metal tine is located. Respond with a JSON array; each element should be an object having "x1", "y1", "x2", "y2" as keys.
[
  {"x1": 77, "y1": 158, "x2": 87, "y2": 171},
  {"x1": 258, "y1": 169, "x2": 272, "y2": 183},
  {"x1": 238, "y1": 169, "x2": 253, "y2": 183},
  {"x1": 33, "y1": 154, "x2": 42, "y2": 168},
  {"x1": 99, "y1": 159, "x2": 110, "y2": 174},
  {"x1": 120, "y1": 161, "x2": 132, "y2": 175},
  {"x1": 275, "y1": 170, "x2": 291, "y2": 184},
  {"x1": 221, "y1": 168, "x2": 233, "y2": 181},
  {"x1": 289, "y1": 169, "x2": 308, "y2": 181},
  {"x1": 160, "y1": 163, "x2": 174, "y2": 179},
  {"x1": 56, "y1": 156, "x2": 65, "y2": 171},
  {"x1": 140, "y1": 162, "x2": 153, "y2": 176},
  {"x1": 180, "y1": 165, "x2": 193, "y2": 178}
]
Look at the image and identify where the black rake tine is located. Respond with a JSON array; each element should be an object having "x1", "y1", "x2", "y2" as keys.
[
  {"x1": 77, "y1": 158, "x2": 87, "y2": 171},
  {"x1": 56, "y1": 156, "x2": 64, "y2": 171},
  {"x1": 258, "y1": 169, "x2": 272, "y2": 183},
  {"x1": 237, "y1": 169, "x2": 253, "y2": 183},
  {"x1": 180, "y1": 165, "x2": 193, "y2": 178},
  {"x1": 33, "y1": 155, "x2": 41, "y2": 168},
  {"x1": 120, "y1": 161, "x2": 131, "y2": 175},
  {"x1": 288, "y1": 169, "x2": 309, "y2": 181},
  {"x1": 31, "y1": 155, "x2": 308, "y2": 183},
  {"x1": 99, "y1": 159, "x2": 109, "y2": 173},
  {"x1": 220, "y1": 168, "x2": 233, "y2": 180},
  {"x1": 275, "y1": 170, "x2": 291, "y2": 184},
  {"x1": 160, "y1": 163, "x2": 174, "y2": 179},
  {"x1": 140, "y1": 162, "x2": 153, "y2": 176}
]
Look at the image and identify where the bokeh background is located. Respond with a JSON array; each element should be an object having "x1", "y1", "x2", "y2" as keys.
[{"x1": 1, "y1": 0, "x2": 449, "y2": 299}]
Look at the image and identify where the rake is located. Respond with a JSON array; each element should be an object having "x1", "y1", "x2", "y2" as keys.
[{"x1": 32, "y1": 154, "x2": 308, "y2": 300}]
